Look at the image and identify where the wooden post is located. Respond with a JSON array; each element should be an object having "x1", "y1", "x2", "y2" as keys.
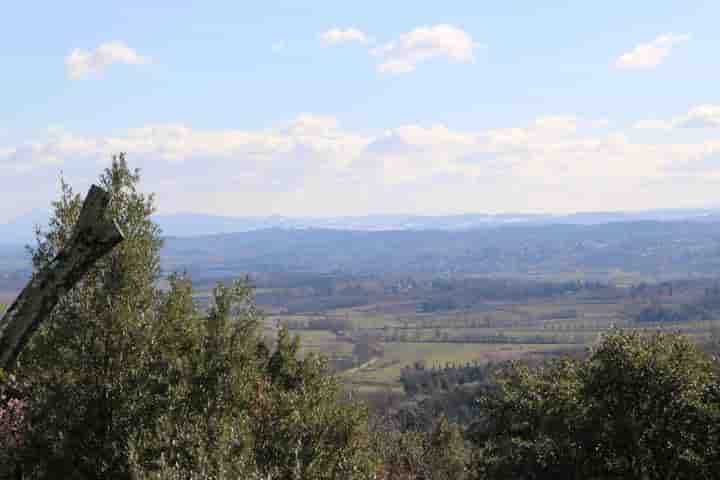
[{"x1": 0, "y1": 185, "x2": 125, "y2": 370}]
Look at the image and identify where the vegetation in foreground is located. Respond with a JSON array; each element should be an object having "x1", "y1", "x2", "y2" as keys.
[{"x1": 0, "y1": 155, "x2": 718, "y2": 479}]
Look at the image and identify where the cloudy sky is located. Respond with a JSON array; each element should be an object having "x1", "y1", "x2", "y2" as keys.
[{"x1": 3, "y1": 1, "x2": 720, "y2": 223}]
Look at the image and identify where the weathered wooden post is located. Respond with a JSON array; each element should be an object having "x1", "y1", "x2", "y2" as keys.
[{"x1": 0, "y1": 185, "x2": 125, "y2": 370}]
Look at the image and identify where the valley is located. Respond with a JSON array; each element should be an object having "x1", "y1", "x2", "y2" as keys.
[{"x1": 4, "y1": 219, "x2": 720, "y2": 397}]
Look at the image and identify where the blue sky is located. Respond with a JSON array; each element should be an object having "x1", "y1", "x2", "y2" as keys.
[{"x1": 3, "y1": 1, "x2": 720, "y2": 222}]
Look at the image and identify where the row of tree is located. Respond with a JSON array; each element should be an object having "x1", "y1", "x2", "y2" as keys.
[
  {"x1": 386, "y1": 331, "x2": 589, "y2": 345},
  {"x1": 635, "y1": 303, "x2": 712, "y2": 323},
  {"x1": 400, "y1": 361, "x2": 497, "y2": 397}
]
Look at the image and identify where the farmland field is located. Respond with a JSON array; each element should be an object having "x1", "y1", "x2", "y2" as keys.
[
  {"x1": 4, "y1": 248, "x2": 720, "y2": 397},
  {"x1": 341, "y1": 342, "x2": 583, "y2": 391}
]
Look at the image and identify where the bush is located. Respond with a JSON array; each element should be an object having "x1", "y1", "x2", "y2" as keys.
[
  {"x1": 374, "y1": 415, "x2": 470, "y2": 480},
  {"x1": 470, "y1": 329, "x2": 720, "y2": 479}
]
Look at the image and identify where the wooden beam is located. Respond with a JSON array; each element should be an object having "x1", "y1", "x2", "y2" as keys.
[{"x1": 0, "y1": 185, "x2": 125, "y2": 370}]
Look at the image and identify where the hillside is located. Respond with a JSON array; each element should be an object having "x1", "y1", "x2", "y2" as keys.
[
  {"x1": 4, "y1": 208, "x2": 720, "y2": 244},
  {"x1": 161, "y1": 220, "x2": 720, "y2": 280},
  {"x1": 5, "y1": 219, "x2": 720, "y2": 286}
]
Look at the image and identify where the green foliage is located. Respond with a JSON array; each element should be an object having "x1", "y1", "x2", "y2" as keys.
[
  {"x1": 7, "y1": 155, "x2": 377, "y2": 479},
  {"x1": 131, "y1": 286, "x2": 378, "y2": 479},
  {"x1": 16, "y1": 154, "x2": 170, "y2": 478},
  {"x1": 470, "y1": 329, "x2": 720, "y2": 479},
  {"x1": 248, "y1": 327, "x2": 378, "y2": 479},
  {"x1": 374, "y1": 415, "x2": 470, "y2": 480}
]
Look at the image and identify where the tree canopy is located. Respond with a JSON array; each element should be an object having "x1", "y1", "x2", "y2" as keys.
[
  {"x1": 7, "y1": 155, "x2": 377, "y2": 479},
  {"x1": 470, "y1": 329, "x2": 720, "y2": 479}
]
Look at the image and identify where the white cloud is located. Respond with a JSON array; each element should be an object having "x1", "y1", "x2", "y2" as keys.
[
  {"x1": 590, "y1": 119, "x2": 611, "y2": 129},
  {"x1": 676, "y1": 104, "x2": 720, "y2": 128},
  {"x1": 371, "y1": 24, "x2": 478, "y2": 74},
  {"x1": 616, "y1": 33, "x2": 690, "y2": 69},
  {"x1": 65, "y1": 41, "x2": 151, "y2": 79},
  {"x1": 633, "y1": 119, "x2": 674, "y2": 130},
  {"x1": 370, "y1": 125, "x2": 476, "y2": 151},
  {"x1": 532, "y1": 116, "x2": 578, "y2": 135},
  {"x1": 319, "y1": 28, "x2": 368, "y2": 45},
  {"x1": 4, "y1": 113, "x2": 720, "y2": 220},
  {"x1": 283, "y1": 114, "x2": 341, "y2": 136},
  {"x1": 635, "y1": 104, "x2": 720, "y2": 130},
  {"x1": 363, "y1": 124, "x2": 479, "y2": 184}
]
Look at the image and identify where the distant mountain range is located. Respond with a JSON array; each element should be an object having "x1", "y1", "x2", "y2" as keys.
[
  {"x1": 160, "y1": 220, "x2": 720, "y2": 279},
  {"x1": 154, "y1": 209, "x2": 720, "y2": 237},
  {"x1": 5, "y1": 210, "x2": 720, "y2": 281},
  {"x1": 4, "y1": 208, "x2": 720, "y2": 245}
]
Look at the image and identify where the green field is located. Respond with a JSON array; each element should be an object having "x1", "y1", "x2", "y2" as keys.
[
  {"x1": 6, "y1": 273, "x2": 718, "y2": 396},
  {"x1": 269, "y1": 284, "x2": 720, "y2": 393},
  {"x1": 294, "y1": 329, "x2": 354, "y2": 357},
  {"x1": 342, "y1": 341, "x2": 582, "y2": 390}
]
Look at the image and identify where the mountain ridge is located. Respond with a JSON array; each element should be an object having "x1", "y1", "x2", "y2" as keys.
[{"x1": 3, "y1": 208, "x2": 720, "y2": 245}]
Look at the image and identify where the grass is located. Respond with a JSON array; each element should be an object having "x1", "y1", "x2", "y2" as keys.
[
  {"x1": 268, "y1": 291, "x2": 720, "y2": 392},
  {"x1": 289, "y1": 329, "x2": 354, "y2": 357},
  {"x1": 343, "y1": 342, "x2": 580, "y2": 388}
]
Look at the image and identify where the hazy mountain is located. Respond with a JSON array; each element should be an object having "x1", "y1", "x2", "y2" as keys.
[
  {"x1": 6, "y1": 212, "x2": 720, "y2": 281},
  {"x1": 147, "y1": 209, "x2": 720, "y2": 237},
  {"x1": 3, "y1": 208, "x2": 720, "y2": 245},
  {"x1": 161, "y1": 220, "x2": 720, "y2": 280}
]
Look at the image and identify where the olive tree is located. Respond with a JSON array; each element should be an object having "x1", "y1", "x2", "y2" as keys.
[
  {"x1": 470, "y1": 329, "x2": 720, "y2": 479},
  {"x1": 10, "y1": 154, "x2": 378, "y2": 480}
]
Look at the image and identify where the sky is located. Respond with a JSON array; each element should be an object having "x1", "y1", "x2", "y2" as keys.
[{"x1": 3, "y1": 1, "x2": 720, "y2": 223}]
